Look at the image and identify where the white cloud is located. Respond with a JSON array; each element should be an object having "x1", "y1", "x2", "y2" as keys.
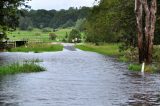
[{"x1": 27, "y1": 0, "x2": 97, "y2": 10}]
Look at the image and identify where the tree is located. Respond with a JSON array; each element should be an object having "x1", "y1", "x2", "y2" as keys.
[
  {"x1": 135, "y1": 0, "x2": 157, "y2": 64},
  {"x1": 23, "y1": 7, "x2": 90, "y2": 29},
  {"x1": 85, "y1": 0, "x2": 135, "y2": 44},
  {"x1": 68, "y1": 29, "x2": 81, "y2": 43},
  {"x1": 75, "y1": 18, "x2": 86, "y2": 32},
  {"x1": 61, "y1": 19, "x2": 75, "y2": 28},
  {"x1": 49, "y1": 33, "x2": 57, "y2": 40},
  {"x1": 19, "y1": 17, "x2": 33, "y2": 30},
  {"x1": 0, "y1": 0, "x2": 29, "y2": 40}
]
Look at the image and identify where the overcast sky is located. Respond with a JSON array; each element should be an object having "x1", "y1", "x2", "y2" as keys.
[{"x1": 27, "y1": 0, "x2": 98, "y2": 10}]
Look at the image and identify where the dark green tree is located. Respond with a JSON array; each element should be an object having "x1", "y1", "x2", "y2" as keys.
[
  {"x1": 0, "y1": 0, "x2": 29, "y2": 40},
  {"x1": 68, "y1": 29, "x2": 81, "y2": 43},
  {"x1": 61, "y1": 19, "x2": 75, "y2": 28},
  {"x1": 22, "y1": 7, "x2": 91, "y2": 29},
  {"x1": 19, "y1": 17, "x2": 33, "y2": 30},
  {"x1": 75, "y1": 18, "x2": 86, "y2": 32}
]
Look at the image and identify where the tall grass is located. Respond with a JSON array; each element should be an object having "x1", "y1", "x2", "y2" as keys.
[
  {"x1": 0, "y1": 62, "x2": 46, "y2": 75},
  {"x1": 10, "y1": 43, "x2": 63, "y2": 52},
  {"x1": 128, "y1": 64, "x2": 141, "y2": 72},
  {"x1": 128, "y1": 63, "x2": 157, "y2": 73}
]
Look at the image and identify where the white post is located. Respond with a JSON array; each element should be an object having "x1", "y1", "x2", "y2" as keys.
[{"x1": 141, "y1": 62, "x2": 145, "y2": 73}]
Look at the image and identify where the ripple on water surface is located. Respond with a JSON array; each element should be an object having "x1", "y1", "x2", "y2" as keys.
[{"x1": 0, "y1": 50, "x2": 160, "y2": 106}]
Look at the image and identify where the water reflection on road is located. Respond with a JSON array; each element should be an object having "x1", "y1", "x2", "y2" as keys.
[{"x1": 0, "y1": 46, "x2": 160, "y2": 106}]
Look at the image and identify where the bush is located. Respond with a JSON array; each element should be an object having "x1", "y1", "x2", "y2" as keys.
[
  {"x1": 27, "y1": 26, "x2": 33, "y2": 31},
  {"x1": 49, "y1": 33, "x2": 57, "y2": 40},
  {"x1": 68, "y1": 29, "x2": 81, "y2": 43},
  {"x1": 153, "y1": 46, "x2": 160, "y2": 62},
  {"x1": 35, "y1": 33, "x2": 41, "y2": 36},
  {"x1": 153, "y1": 46, "x2": 160, "y2": 72}
]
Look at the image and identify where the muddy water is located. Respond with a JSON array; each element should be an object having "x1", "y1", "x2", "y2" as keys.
[{"x1": 0, "y1": 45, "x2": 160, "y2": 106}]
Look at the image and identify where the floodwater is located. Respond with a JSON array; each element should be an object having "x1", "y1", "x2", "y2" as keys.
[{"x1": 0, "y1": 44, "x2": 160, "y2": 106}]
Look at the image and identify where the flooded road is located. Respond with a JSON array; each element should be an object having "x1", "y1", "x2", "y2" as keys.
[{"x1": 0, "y1": 45, "x2": 160, "y2": 106}]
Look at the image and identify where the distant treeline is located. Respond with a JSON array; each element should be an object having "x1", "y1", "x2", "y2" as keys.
[{"x1": 19, "y1": 7, "x2": 91, "y2": 30}]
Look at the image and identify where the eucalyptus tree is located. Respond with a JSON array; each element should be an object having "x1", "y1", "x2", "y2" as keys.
[{"x1": 135, "y1": 0, "x2": 157, "y2": 64}]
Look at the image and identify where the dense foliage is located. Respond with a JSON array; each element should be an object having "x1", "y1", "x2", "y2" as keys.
[
  {"x1": 85, "y1": 0, "x2": 160, "y2": 45},
  {"x1": 19, "y1": 7, "x2": 91, "y2": 29},
  {"x1": 68, "y1": 29, "x2": 81, "y2": 43},
  {"x1": 154, "y1": 1, "x2": 160, "y2": 44},
  {"x1": 0, "y1": 0, "x2": 29, "y2": 40}
]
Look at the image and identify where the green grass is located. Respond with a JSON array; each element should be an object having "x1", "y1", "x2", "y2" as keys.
[
  {"x1": 75, "y1": 43, "x2": 121, "y2": 57},
  {"x1": 10, "y1": 43, "x2": 63, "y2": 52},
  {"x1": 7, "y1": 28, "x2": 72, "y2": 42},
  {"x1": 128, "y1": 64, "x2": 142, "y2": 72},
  {"x1": 0, "y1": 62, "x2": 46, "y2": 75},
  {"x1": 118, "y1": 55, "x2": 129, "y2": 62},
  {"x1": 128, "y1": 63, "x2": 157, "y2": 73}
]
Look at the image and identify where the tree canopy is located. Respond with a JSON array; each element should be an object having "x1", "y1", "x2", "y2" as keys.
[
  {"x1": 19, "y1": 7, "x2": 91, "y2": 29},
  {"x1": 85, "y1": 0, "x2": 160, "y2": 45},
  {"x1": 0, "y1": 0, "x2": 29, "y2": 40}
]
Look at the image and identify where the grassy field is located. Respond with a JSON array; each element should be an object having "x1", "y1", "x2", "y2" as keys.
[
  {"x1": 76, "y1": 43, "x2": 121, "y2": 57},
  {"x1": 0, "y1": 62, "x2": 46, "y2": 75},
  {"x1": 7, "y1": 28, "x2": 72, "y2": 42},
  {"x1": 10, "y1": 43, "x2": 63, "y2": 52}
]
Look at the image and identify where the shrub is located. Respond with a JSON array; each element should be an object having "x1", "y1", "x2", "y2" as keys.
[
  {"x1": 124, "y1": 47, "x2": 138, "y2": 62},
  {"x1": 153, "y1": 46, "x2": 160, "y2": 72},
  {"x1": 27, "y1": 26, "x2": 33, "y2": 31},
  {"x1": 49, "y1": 33, "x2": 57, "y2": 40},
  {"x1": 153, "y1": 46, "x2": 160, "y2": 62},
  {"x1": 68, "y1": 29, "x2": 81, "y2": 43}
]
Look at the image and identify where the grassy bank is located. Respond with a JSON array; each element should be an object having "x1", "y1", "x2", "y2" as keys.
[
  {"x1": 0, "y1": 62, "x2": 46, "y2": 75},
  {"x1": 76, "y1": 43, "x2": 160, "y2": 73},
  {"x1": 10, "y1": 43, "x2": 63, "y2": 52},
  {"x1": 76, "y1": 43, "x2": 121, "y2": 57},
  {"x1": 128, "y1": 63, "x2": 158, "y2": 73}
]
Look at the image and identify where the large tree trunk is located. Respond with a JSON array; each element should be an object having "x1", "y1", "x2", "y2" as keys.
[
  {"x1": 148, "y1": 0, "x2": 157, "y2": 64},
  {"x1": 135, "y1": 0, "x2": 144, "y2": 63},
  {"x1": 135, "y1": 0, "x2": 157, "y2": 64}
]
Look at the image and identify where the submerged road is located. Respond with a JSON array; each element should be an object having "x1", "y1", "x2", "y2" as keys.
[{"x1": 0, "y1": 44, "x2": 160, "y2": 106}]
